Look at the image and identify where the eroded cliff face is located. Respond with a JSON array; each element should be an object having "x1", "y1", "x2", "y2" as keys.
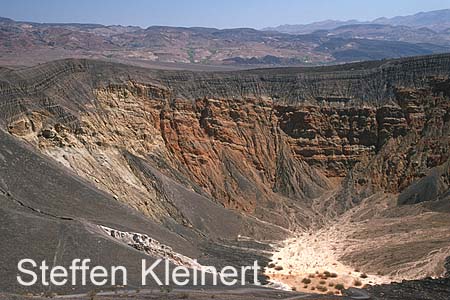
[
  {"x1": 344, "y1": 79, "x2": 450, "y2": 202},
  {"x1": 8, "y1": 81, "x2": 333, "y2": 229},
  {"x1": 275, "y1": 105, "x2": 377, "y2": 177},
  {"x1": 1, "y1": 56, "x2": 450, "y2": 291},
  {"x1": 2, "y1": 56, "x2": 449, "y2": 231}
]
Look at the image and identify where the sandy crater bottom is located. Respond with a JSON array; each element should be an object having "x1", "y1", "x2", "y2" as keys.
[
  {"x1": 265, "y1": 193, "x2": 450, "y2": 295},
  {"x1": 265, "y1": 232, "x2": 391, "y2": 295}
]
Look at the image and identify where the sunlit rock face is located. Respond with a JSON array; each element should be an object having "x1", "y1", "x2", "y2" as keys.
[{"x1": 2, "y1": 55, "x2": 450, "y2": 225}]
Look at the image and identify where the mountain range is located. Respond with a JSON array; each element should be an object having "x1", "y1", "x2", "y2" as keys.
[
  {"x1": 264, "y1": 9, "x2": 450, "y2": 33},
  {"x1": 1, "y1": 9, "x2": 450, "y2": 68}
]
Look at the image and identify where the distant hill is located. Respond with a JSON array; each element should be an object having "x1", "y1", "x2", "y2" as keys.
[
  {"x1": 263, "y1": 19, "x2": 366, "y2": 34},
  {"x1": 264, "y1": 9, "x2": 450, "y2": 34},
  {"x1": 374, "y1": 9, "x2": 450, "y2": 31},
  {"x1": 316, "y1": 24, "x2": 450, "y2": 46}
]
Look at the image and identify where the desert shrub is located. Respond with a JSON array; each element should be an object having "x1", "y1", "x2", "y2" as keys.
[
  {"x1": 360, "y1": 273, "x2": 368, "y2": 279},
  {"x1": 43, "y1": 291, "x2": 57, "y2": 298},
  {"x1": 301, "y1": 278, "x2": 312, "y2": 284},
  {"x1": 317, "y1": 285, "x2": 328, "y2": 292},
  {"x1": 327, "y1": 291, "x2": 334, "y2": 295},
  {"x1": 160, "y1": 286, "x2": 173, "y2": 293},
  {"x1": 330, "y1": 272, "x2": 338, "y2": 278},
  {"x1": 319, "y1": 280, "x2": 326, "y2": 284},
  {"x1": 267, "y1": 263, "x2": 275, "y2": 268},
  {"x1": 87, "y1": 290, "x2": 97, "y2": 300},
  {"x1": 308, "y1": 273, "x2": 315, "y2": 278},
  {"x1": 354, "y1": 279, "x2": 362, "y2": 286},
  {"x1": 291, "y1": 287, "x2": 297, "y2": 291},
  {"x1": 310, "y1": 287, "x2": 316, "y2": 290},
  {"x1": 274, "y1": 265, "x2": 283, "y2": 271},
  {"x1": 303, "y1": 285, "x2": 308, "y2": 288},
  {"x1": 328, "y1": 282, "x2": 334, "y2": 287},
  {"x1": 335, "y1": 283, "x2": 345, "y2": 290},
  {"x1": 323, "y1": 271, "x2": 331, "y2": 277}
]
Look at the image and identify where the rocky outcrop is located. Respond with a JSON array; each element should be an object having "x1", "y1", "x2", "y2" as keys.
[
  {"x1": 100, "y1": 225, "x2": 203, "y2": 269},
  {"x1": 342, "y1": 78, "x2": 449, "y2": 203},
  {"x1": 275, "y1": 105, "x2": 378, "y2": 177},
  {"x1": 36, "y1": 85, "x2": 330, "y2": 227}
]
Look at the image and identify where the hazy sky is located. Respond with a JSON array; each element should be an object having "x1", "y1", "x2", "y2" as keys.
[{"x1": 0, "y1": 0, "x2": 449, "y2": 29}]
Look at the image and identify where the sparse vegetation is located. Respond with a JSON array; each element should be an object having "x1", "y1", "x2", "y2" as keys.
[
  {"x1": 317, "y1": 285, "x2": 328, "y2": 292},
  {"x1": 360, "y1": 273, "x2": 368, "y2": 279},
  {"x1": 274, "y1": 265, "x2": 283, "y2": 271},
  {"x1": 301, "y1": 278, "x2": 312, "y2": 284},
  {"x1": 87, "y1": 290, "x2": 97, "y2": 300},
  {"x1": 335, "y1": 283, "x2": 345, "y2": 290},
  {"x1": 187, "y1": 48, "x2": 196, "y2": 63},
  {"x1": 43, "y1": 291, "x2": 57, "y2": 298},
  {"x1": 160, "y1": 286, "x2": 173, "y2": 293},
  {"x1": 330, "y1": 272, "x2": 338, "y2": 278},
  {"x1": 319, "y1": 280, "x2": 326, "y2": 284}
]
